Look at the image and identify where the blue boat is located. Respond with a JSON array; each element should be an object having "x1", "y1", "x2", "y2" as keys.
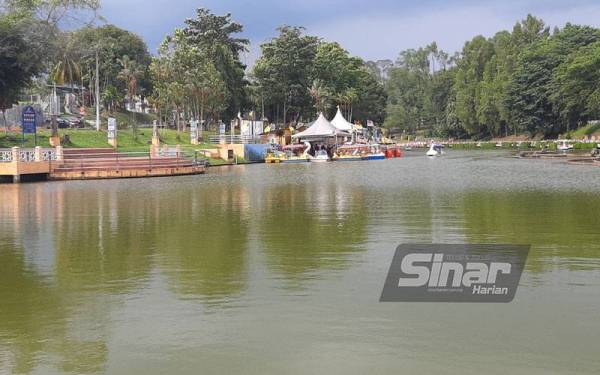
[
  {"x1": 362, "y1": 152, "x2": 386, "y2": 160},
  {"x1": 334, "y1": 155, "x2": 363, "y2": 161}
]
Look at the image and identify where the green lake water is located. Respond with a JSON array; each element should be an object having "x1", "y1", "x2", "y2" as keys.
[{"x1": 1, "y1": 151, "x2": 599, "y2": 374}]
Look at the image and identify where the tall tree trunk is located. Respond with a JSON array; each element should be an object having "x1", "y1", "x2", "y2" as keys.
[
  {"x1": 2, "y1": 110, "x2": 8, "y2": 135},
  {"x1": 51, "y1": 84, "x2": 58, "y2": 138},
  {"x1": 349, "y1": 104, "x2": 353, "y2": 123},
  {"x1": 176, "y1": 106, "x2": 181, "y2": 141},
  {"x1": 200, "y1": 98, "x2": 204, "y2": 140}
]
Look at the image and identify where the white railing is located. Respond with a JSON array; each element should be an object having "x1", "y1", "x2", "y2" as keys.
[
  {"x1": 41, "y1": 149, "x2": 57, "y2": 161},
  {"x1": 19, "y1": 150, "x2": 36, "y2": 162},
  {"x1": 0, "y1": 148, "x2": 58, "y2": 162},
  {"x1": 0, "y1": 150, "x2": 12, "y2": 162},
  {"x1": 156, "y1": 147, "x2": 179, "y2": 157},
  {"x1": 208, "y1": 135, "x2": 259, "y2": 144}
]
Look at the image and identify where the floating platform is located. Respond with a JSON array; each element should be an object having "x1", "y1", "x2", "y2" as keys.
[
  {"x1": 517, "y1": 151, "x2": 568, "y2": 159},
  {"x1": 1, "y1": 147, "x2": 205, "y2": 183},
  {"x1": 567, "y1": 158, "x2": 600, "y2": 166},
  {"x1": 49, "y1": 148, "x2": 205, "y2": 181}
]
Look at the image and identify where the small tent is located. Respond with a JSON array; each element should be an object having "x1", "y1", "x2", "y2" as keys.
[
  {"x1": 330, "y1": 107, "x2": 354, "y2": 131},
  {"x1": 292, "y1": 113, "x2": 349, "y2": 140}
]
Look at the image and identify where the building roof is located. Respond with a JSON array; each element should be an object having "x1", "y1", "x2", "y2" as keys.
[
  {"x1": 330, "y1": 107, "x2": 354, "y2": 131},
  {"x1": 292, "y1": 113, "x2": 349, "y2": 139}
]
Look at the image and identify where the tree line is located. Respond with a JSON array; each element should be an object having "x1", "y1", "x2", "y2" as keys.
[
  {"x1": 372, "y1": 15, "x2": 600, "y2": 139},
  {"x1": 1, "y1": 1, "x2": 387, "y2": 138},
  {"x1": 4, "y1": 4, "x2": 600, "y2": 140}
]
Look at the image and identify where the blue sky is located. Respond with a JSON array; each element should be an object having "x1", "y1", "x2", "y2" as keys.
[{"x1": 99, "y1": 0, "x2": 600, "y2": 65}]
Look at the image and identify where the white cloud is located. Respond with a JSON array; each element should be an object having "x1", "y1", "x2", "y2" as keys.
[{"x1": 306, "y1": 1, "x2": 600, "y2": 61}]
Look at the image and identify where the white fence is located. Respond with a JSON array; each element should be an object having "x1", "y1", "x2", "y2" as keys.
[
  {"x1": 208, "y1": 135, "x2": 259, "y2": 144},
  {"x1": 0, "y1": 148, "x2": 58, "y2": 162}
]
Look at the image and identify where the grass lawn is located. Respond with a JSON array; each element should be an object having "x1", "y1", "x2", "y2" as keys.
[
  {"x1": 569, "y1": 123, "x2": 600, "y2": 139},
  {"x1": 0, "y1": 128, "x2": 217, "y2": 152}
]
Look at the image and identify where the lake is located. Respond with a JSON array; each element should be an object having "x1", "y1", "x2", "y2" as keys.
[{"x1": 1, "y1": 151, "x2": 599, "y2": 374}]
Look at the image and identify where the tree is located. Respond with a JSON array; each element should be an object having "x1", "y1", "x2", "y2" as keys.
[
  {"x1": 70, "y1": 25, "x2": 152, "y2": 107},
  {"x1": 117, "y1": 55, "x2": 143, "y2": 110},
  {"x1": 308, "y1": 79, "x2": 331, "y2": 114},
  {"x1": 101, "y1": 85, "x2": 120, "y2": 114},
  {"x1": 3, "y1": 0, "x2": 101, "y2": 26},
  {"x1": 117, "y1": 55, "x2": 143, "y2": 138},
  {"x1": 384, "y1": 45, "x2": 441, "y2": 132},
  {"x1": 0, "y1": 14, "x2": 47, "y2": 130},
  {"x1": 182, "y1": 8, "x2": 249, "y2": 121},
  {"x1": 352, "y1": 69, "x2": 387, "y2": 125},
  {"x1": 252, "y1": 26, "x2": 320, "y2": 125},
  {"x1": 150, "y1": 29, "x2": 227, "y2": 140},
  {"x1": 507, "y1": 24, "x2": 600, "y2": 136},
  {"x1": 453, "y1": 35, "x2": 495, "y2": 137},
  {"x1": 552, "y1": 41, "x2": 600, "y2": 128},
  {"x1": 48, "y1": 31, "x2": 82, "y2": 137}
]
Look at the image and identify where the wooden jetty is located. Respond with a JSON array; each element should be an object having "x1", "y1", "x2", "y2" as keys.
[{"x1": 0, "y1": 146, "x2": 205, "y2": 183}]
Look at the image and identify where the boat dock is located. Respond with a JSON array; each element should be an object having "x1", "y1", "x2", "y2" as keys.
[{"x1": 0, "y1": 146, "x2": 205, "y2": 183}]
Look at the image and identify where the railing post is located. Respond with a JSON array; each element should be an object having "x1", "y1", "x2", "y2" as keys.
[
  {"x1": 150, "y1": 144, "x2": 157, "y2": 159},
  {"x1": 34, "y1": 146, "x2": 42, "y2": 162},
  {"x1": 11, "y1": 146, "x2": 19, "y2": 163},
  {"x1": 55, "y1": 145, "x2": 63, "y2": 161}
]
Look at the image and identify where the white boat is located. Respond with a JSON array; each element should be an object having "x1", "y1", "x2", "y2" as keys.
[
  {"x1": 426, "y1": 144, "x2": 444, "y2": 157},
  {"x1": 310, "y1": 149, "x2": 330, "y2": 162},
  {"x1": 557, "y1": 140, "x2": 573, "y2": 152}
]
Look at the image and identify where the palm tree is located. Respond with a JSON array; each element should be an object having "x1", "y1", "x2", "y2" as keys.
[
  {"x1": 50, "y1": 46, "x2": 81, "y2": 138},
  {"x1": 344, "y1": 88, "x2": 358, "y2": 122},
  {"x1": 309, "y1": 79, "x2": 331, "y2": 114},
  {"x1": 117, "y1": 55, "x2": 143, "y2": 139}
]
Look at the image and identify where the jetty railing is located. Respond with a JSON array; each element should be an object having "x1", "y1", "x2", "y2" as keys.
[
  {"x1": 0, "y1": 147, "x2": 58, "y2": 163},
  {"x1": 208, "y1": 135, "x2": 259, "y2": 144},
  {"x1": 50, "y1": 149, "x2": 212, "y2": 171}
]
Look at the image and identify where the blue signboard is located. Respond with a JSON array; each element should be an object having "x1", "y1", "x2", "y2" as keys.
[{"x1": 22, "y1": 106, "x2": 37, "y2": 134}]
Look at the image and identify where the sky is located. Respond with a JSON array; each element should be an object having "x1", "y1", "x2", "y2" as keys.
[{"x1": 99, "y1": 0, "x2": 600, "y2": 66}]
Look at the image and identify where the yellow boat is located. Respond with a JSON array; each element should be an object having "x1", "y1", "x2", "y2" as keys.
[
  {"x1": 265, "y1": 151, "x2": 285, "y2": 163},
  {"x1": 265, "y1": 144, "x2": 310, "y2": 163}
]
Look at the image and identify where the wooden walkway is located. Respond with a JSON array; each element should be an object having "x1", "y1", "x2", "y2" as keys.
[{"x1": 0, "y1": 147, "x2": 206, "y2": 182}]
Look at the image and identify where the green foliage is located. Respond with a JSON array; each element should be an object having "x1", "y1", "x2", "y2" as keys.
[
  {"x1": 252, "y1": 27, "x2": 386, "y2": 125},
  {"x1": 70, "y1": 25, "x2": 152, "y2": 98},
  {"x1": 381, "y1": 14, "x2": 600, "y2": 139},
  {"x1": 508, "y1": 23, "x2": 600, "y2": 137},
  {"x1": 150, "y1": 28, "x2": 228, "y2": 138},
  {"x1": 0, "y1": 15, "x2": 36, "y2": 111},
  {"x1": 3, "y1": 0, "x2": 101, "y2": 26},
  {"x1": 252, "y1": 26, "x2": 320, "y2": 124},
  {"x1": 384, "y1": 43, "x2": 451, "y2": 133},
  {"x1": 181, "y1": 8, "x2": 249, "y2": 121}
]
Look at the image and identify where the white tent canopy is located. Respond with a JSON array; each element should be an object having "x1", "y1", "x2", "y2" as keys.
[
  {"x1": 292, "y1": 113, "x2": 349, "y2": 139},
  {"x1": 330, "y1": 107, "x2": 353, "y2": 131}
]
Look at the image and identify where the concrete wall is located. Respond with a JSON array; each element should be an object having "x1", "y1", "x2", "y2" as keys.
[{"x1": 217, "y1": 144, "x2": 245, "y2": 160}]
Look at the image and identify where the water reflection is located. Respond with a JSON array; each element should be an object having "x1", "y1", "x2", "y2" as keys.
[
  {"x1": 460, "y1": 191, "x2": 600, "y2": 272},
  {"x1": 259, "y1": 182, "x2": 368, "y2": 286},
  {"x1": 0, "y1": 242, "x2": 108, "y2": 374},
  {"x1": 155, "y1": 184, "x2": 250, "y2": 303},
  {"x1": 54, "y1": 185, "x2": 153, "y2": 294},
  {"x1": 1, "y1": 153, "x2": 600, "y2": 374}
]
